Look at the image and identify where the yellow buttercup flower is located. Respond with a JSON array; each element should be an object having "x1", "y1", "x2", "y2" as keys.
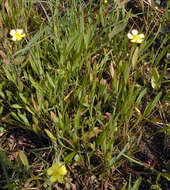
[
  {"x1": 127, "y1": 29, "x2": 145, "y2": 44},
  {"x1": 47, "y1": 162, "x2": 67, "y2": 183},
  {"x1": 10, "y1": 29, "x2": 26, "y2": 41}
]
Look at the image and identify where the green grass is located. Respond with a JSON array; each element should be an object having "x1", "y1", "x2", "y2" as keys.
[{"x1": 0, "y1": 0, "x2": 169, "y2": 189}]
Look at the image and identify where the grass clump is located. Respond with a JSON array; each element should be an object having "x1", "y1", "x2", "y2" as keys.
[{"x1": 0, "y1": 0, "x2": 169, "y2": 189}]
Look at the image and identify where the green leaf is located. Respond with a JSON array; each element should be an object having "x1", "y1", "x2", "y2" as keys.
[
  {"x1": 18, "y1": 150, "x2": 29, "y2": 170},
  {"x1": 84, "y1": 26, "x2": 95, "y2": 49},
  {"x1": 3, "y1": 67, "x2": 15, "y2": 82},
  {"x1": 64, "y1": 152, "x2": 75, "y2": 163},
  {"x1": 132, "y1": 47, "x2": 139, "y2": 68},
  {"x1": 18, "y1": 113, "x2": 30, "y2": 126},
  {"x1": 136, "y1": 88, "x2": 147, "y2": 105},
  {"x1": 155, "y1": 45, "x2": 169, "y2": 66},
  {"x1": 0, "y1": 150, "x2": 11, "y2": 188},
  {"x1": 143, "y1": 91, "x2": 162, "y2": 118},
  {"x1": 0, "y1": 82, "x2": 5, "y2": 99},
  {"x1": 46, "y1": 73, "x2": 55, "y2": 89},
  {"x1": 74, "y1": 109, "x2": 80, "y2": 130},
  {"x1": 132, "y1": 177, "x2": 142, "y2": 190},
  {"x1": 109, "y1": 143, "x2": 129, "y2": 167},
  {"x1": 19, "y1": 93, "x2": 29, "y2": 104},
  {"x1": 44, "y1": 129, "x2": 57, "y2": 146},
  {"x1": 0, "y1": 107, "x2": 3, "y2": 115},
  {"x1": 97, "y1": 127, "x2": 107, "y2": 146},
  {"x1": 0, "y1": 151, "x2": 11, "y2": 166},
  {"x1": 99, "y1": 5, "x2": 105, "y2": 27},
  {"x1": 36, "y1": 90, "x2": 43, "y2": 111},
  {"x1": 11, "y1": 104, "x2": 22, "y2": 109},
  {"x1": 151, "y1": 67, "x2": 160, "y2": 90},
  {"x1": 139, "y1": 25, "x2": 161, "y2": 55},
  {"x1": 121, "y1": 182, "x2": 127, "y2": 190}
]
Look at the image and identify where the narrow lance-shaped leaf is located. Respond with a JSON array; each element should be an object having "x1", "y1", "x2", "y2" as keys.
[
  {"x1": 132, "y1": 177, "x2": 142, "y2": 190},
  {"x1": 18, "y1": 150, "x2": 29, "y2": 170},
  {"x1": 44, "y1": 129, "x2": 57, "y2": 146},
  {"x1": 132, "y1": 47, "x2": 139, "y2": 68},
  {"x1": 151, "y1": 67, "x2": 160, "y2": 90},
  {"x1": 143, "y1": 91, "x2": 162, "y2": 118}
]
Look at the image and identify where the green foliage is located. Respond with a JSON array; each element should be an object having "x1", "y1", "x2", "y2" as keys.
[{"x1": 0, "y1": 0, "x2": 169, "y2": 188}]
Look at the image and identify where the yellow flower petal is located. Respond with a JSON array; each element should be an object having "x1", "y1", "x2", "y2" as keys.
[
  {"x1": 136, "y1": 39, "x2": 143, "y2": 43},
  {"x1": 50, "y1": 175, "x2": 58, "y2": 183},
  {"x1": 16, "y1": 36, "x2": 22, "y2": 41},
  {"x1": 21, "y1": 33, "x2": 26, "y2": 37},
  {"x1": 131, "y1": 39, "x2": 137, "y2": 43},
  {"x1": 55, "y1": 175, "x2": 64, "y2": 183},
  {"x1": 128, "y1": 29, "x2": 145, "y2": 44},
  {"x1": 47, "y1": 167, "x2": 53, "y2": 175},
  {"x1": 57, "y1": 165, "x2": 67, "y2": 175},
  {"x1": 10, "y1": 29, "x2": 26, "y2": 41},
  {"x1": 47, "y1": 162, "x2": 67, "y2": 183}
]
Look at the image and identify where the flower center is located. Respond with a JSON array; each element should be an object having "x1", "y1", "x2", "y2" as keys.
[
  {"x1": 133, "y1": 35, "x2": 140, "y2": 41},
  {"x1": 14, "y1": 32, "x2": 21, "y2": 40}
]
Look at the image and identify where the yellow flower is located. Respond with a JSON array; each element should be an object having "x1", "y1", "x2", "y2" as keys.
[
  {"x1": 47, "y1": 162, "x2": 67, "y2": 183},
  {"x1": 127, "y1": 29, "x2": 145, "y2": 44},
  {"x1": 10, "y1": 29, "x2": 26, "y2": 41},
  {"x1": 104, "y1": 0, "x2": 108, "y2": 3}
]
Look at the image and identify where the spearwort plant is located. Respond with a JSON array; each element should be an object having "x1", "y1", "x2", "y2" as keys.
[{"x1": 0, "y1": 0, "x2": 169, "y2": 189}]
